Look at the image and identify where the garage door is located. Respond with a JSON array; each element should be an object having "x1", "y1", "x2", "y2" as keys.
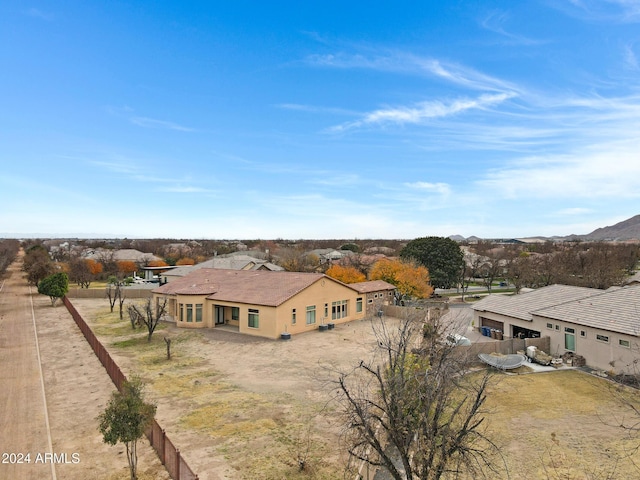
[{"x1": 480, "y1": 317, "x2": 504, "y2": 331}]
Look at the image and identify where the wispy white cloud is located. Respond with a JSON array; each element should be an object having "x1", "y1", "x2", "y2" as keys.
[
  {"x1": 329, "y1": 92, "x2": 516, "y2": 132},
  {"x1": 480, "y1": 10, "x2": 545, "y2": 45},
  {"x1": 276, "y1": 103, "x2": 358, "y2": 116},
  {"x1": 306, "y1": 50, "x2": 519, "y2": 93},
  {"x1": 129, "y1": 116, "x2": 194, "y2": 132},
  {"x1": 404, "y1": 181, "x2": 451, "y2": 196},
  {"x1": 106, "y1": 106, "x2": 195, "y2": 132},
  {"x1": 478, "y1": 139, "x2": 640, "y2": 200},
  {"x1": 556, "y1": 0, "x2": 640, "y2": 22},
  {"x1": 623, "y1": 44, "x2": 639, "y2": 69},
  {"x1": 554, "y1": 207, "x2": 593, "y2": 216},
  {"x1": 157, "y1": 185, "x2": 215, "y2": 193}
]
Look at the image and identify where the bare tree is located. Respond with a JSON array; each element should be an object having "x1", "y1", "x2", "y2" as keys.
[
  {"x1": 334, "y1": 310, "x2": 504, "y2": 480},
  {"x1": 127, "y1": 298, "x2": 168, "y2": 342},
  {"x1": 105, "y1": 278, "x2": 121, "y2": 313}
]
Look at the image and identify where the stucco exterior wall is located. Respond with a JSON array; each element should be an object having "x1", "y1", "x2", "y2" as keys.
[
  {"x1": 276, "y1": 278, "x2": 366, "y2": 337},
  {"x1": 533, "y1": 314, "x2": 639, "y2": 373},
  {"x1": 154, "y1": 276, "x2": 368, "y2": 339},
  {"x1": 473, "y1": 308, "x2": 639, "y2": 373}
]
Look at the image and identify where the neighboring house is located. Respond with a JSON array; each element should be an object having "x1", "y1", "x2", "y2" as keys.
[
  {"x1": 472, "y1": 284, "x2": 640, "y2": 373},
  {"x1": 83, "y1": 248, "x2": 162, "y2": 264},
  {"x1": 161, "y1": 254, "x2": 283, "y2": 283},
  {"x1": 152, "y1": 269, "x2": 396, "y2": 339},
  {"x1": 625, "y1": 271, "x2": 640, "y2": 286},
  {"x1": 309, "y1": 248, "x2": 351, "y2": 264},
  {"x1": 349, "y1": 280, "x2": 397, "y2": 315}
]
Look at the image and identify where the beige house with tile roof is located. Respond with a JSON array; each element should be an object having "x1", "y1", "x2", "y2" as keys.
[
  {"x1": 152, "y1": 269, "x2": 396, "y2": 339},
  {"x1": 472, "y1": 284, "x2": 640, "y2": 373},
  {"x1": 161, "y1": 254, "x2": 283, "y2": 283},
  {"x1": 349, "y1": 280, "x2": 397, "y2": 315}
]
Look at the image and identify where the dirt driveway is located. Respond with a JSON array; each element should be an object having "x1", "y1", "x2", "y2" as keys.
[{"x1": 0, "y1": 256, "x2": 167, "y2": 480}]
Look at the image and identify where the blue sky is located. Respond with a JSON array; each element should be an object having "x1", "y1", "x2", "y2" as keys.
[{"x1": 2, "y1": 1, "x2": 640, "y2": 239}]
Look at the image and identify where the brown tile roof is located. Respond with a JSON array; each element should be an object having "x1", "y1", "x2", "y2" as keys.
[
  {"x1": 471, "y1": 284, "x2": 600, "y2": 321},
  {"x1": 534, "y1": 284, "x2": 640, "y2": 336},
  {"x1": 153, "y1": 269, "x2": 328, "y2": 306},
  {"x1": 349, "y1": 280, "x2": 396, "y2": 294}
]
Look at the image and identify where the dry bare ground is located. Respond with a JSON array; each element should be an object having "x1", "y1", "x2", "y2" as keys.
[
  {"x1": 70, "y1": 298, "x2": 640, "y2": 480},
  {"x1": 9, "y1": 281, "x2": 639, "y2": 480},
  {"x1": 0, "y1": 257, "x2": 168, "y2": 480}
]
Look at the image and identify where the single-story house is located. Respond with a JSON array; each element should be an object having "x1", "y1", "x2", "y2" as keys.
[
  {"x1": 472, "y1": 284, "x2": 640, "y2": 374},
  {"x1": 161, "y1": 254, "x2": 283, "y2": 283},
  {"x1": 349, "y1": 280, "x2": 397, "y2": 315},
  {"x1": 152, "y1": 268, "x2": 396, "y2": 339}
]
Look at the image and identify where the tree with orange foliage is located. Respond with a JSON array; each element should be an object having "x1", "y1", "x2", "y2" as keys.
[
  {"x1": 117, "y1": 260, "x2": 138, "y2": 276},
  {"x1": 147, "y1": 259, "x2": 169, "y2": 274},
  {"x1": 325, "y1": 264, "x2": 366, "y2": 284},
  {"x1": 176, "y1": 257, "x2": 195, "y2": 266},
  {"x1": 369, "y1": 258, "x2": 433, "y2": 299},
  {"x1": 86, "y1": 259, "x2": 103, "y2": 276},
  {"x1": 69, "y1": 257, "x2": 103, "y2": 288}
]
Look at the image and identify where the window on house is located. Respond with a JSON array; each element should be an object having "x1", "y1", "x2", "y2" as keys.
[
  {"x1": 292, "y1": 308, "x2": 296, "y2": 325},
  {"x1": 619, "y1": 339, "x2": 630, "y2": 348},
  {"x1": 195, "y1": 304, "x2": 203, "y2": 322},
  {"x1": 555, "y1": 325, "x2": 560, "y2": 330},
  {"x1": 546, "y1": 323, "x2": 553, "y2": 329},
  {"x1": 324, "y1": 303, "x2": 328, "y2": 319},
  {"x1": 564, "y1": 327, "x2": 575, "y2": 334},
  {"x1": 306, "y1": 305, "x2": 316, "y2": 325},
  {"x1": 580, "y1": 330, "x2": 586, "y2": 337},
  {"x1": 389, "y1": 291, "x2": 393, "y2": 296},
  {"x1": 232, "y1": 307, "x2": 239, "y2": 321},
  {"x1": 332, "y1": 300, "x2": 348, "y2": 320},
  {"x1": 248, "y1": 309, "x2": 259, "y2": 328},
  {"x1": 186, "y1": 304, "x2": 193, "y2": 322},
  {"x1": 356, "y1": 297, "x2": 363, "y2": 313},
  {"x1": 368, "y1": 298, "x2": 373, "y2": 304},
  {"x1": 179, "y1": 303, "x2": 184, "y2": 322},
  {"x1": 596, "y1": 334, "x2": 609, "y2": 343}
]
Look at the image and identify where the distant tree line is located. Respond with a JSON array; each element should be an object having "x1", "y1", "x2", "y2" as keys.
[
  {"x1": 467, "y1": 240, "x2": 639, "y2": 291},
  {"x1": 0, "y1": 239, "x2": 20, "y2": 276}
]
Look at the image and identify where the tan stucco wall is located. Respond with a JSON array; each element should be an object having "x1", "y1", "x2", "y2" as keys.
[
  {"x1": 473, "y1": 309, "x2": 639, "y2": 374},
  {"x1": 154, "y1": 277, "x2": 368, "y2": 339},
  {"x1": 276, "y1": 278, "x2": 367, "y2": 337}
]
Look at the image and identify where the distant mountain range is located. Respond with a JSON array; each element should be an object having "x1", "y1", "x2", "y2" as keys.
[
  {"x1": 572, "y1": 214, "x2": 640, "y2": 241},
  {"x1": 449, "y1": 214, "x2": 640, "y2": 242}
]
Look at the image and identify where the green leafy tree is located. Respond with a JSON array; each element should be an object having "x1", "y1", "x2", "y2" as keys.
[
  {"x1": 98, "y1": 377, "x2": 156, "y2": 480},
  {"x1": 37, "y1": 272, "x2": 69, "y2": 306},
  {"x1": 400, "y1": 236, "x2": 464, "y2": 289}
]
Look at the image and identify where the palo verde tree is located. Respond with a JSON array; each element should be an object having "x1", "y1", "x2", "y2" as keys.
[
  {"x1": 400, "y1": 236, "x2": 464, "y2": 289},
  {"x1": 334, "y1": 310, "x2": 504, "y2": 480},
  {"x1": 127, "y1": 298, "x2": 168, "y2": 342},
  {"x1": 98, "y1": 376, "x2": 156, "y2": 480},
  {"x1": 37, "y1": 272, "x2": 69, "y2": 306}
]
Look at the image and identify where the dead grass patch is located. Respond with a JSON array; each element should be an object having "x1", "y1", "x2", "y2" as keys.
[{"x1": 485, "y1": 370, "x2": 640, "y2": 479}]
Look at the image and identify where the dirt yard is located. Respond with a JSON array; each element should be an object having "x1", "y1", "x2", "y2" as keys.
[
  {"x1": 0, "y1": 257, "x2": 169, "y2": 480},
  {"x1": 4, "y1": 263, "x2": 639, "y2": 480},
  {"x1": 67, "y1": 297, "x2": 640, "y2": 480}
]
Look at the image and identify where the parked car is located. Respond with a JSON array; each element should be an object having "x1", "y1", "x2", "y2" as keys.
[{"x1": 445, "y1": 333, "x2": 471, "y2": 346}]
